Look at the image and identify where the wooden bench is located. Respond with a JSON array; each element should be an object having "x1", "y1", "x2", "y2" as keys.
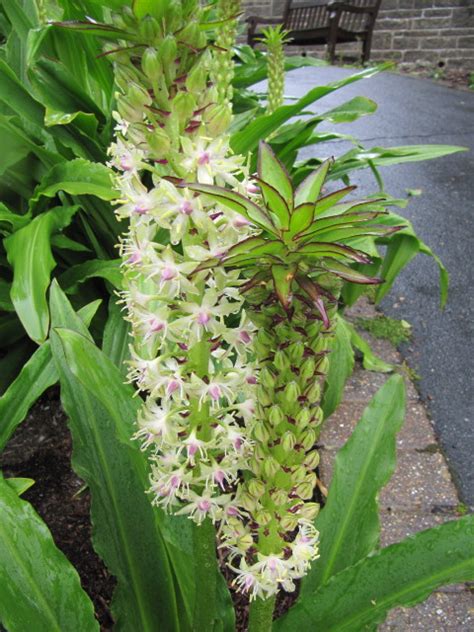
[{"x1": 247, "y1": 0, "x2": 382, "y2": 64}]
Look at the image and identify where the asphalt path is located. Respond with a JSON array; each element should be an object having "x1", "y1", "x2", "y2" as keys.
[{"x1": 274, "y1": 66, "x2": 474, "y2": 503}]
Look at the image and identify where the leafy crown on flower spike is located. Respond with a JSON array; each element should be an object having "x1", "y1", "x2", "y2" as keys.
[{"x1": 186, "y1": 141, "x2": 403, "y2": 324}]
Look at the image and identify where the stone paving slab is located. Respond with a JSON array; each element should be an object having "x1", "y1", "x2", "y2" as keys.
[
  {"x1": 319, "y1": 401, "x2": 437, "y2": 450},
  {"x1": 317, "y1": 298, "x2": 472, "y2": 629}
]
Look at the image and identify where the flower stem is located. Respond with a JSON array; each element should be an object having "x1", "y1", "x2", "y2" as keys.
[
  {"x1": 193, "y1": 518, "x2": 218, "y2": 630},
  {"x1": 248, "y1": 595, "x2": 276, "y2": 632}
]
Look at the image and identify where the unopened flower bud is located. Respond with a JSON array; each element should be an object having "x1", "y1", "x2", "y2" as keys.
[
  {"x1": 147, "y1": 127, "x2": 171, "y2": 156},
  {"x1": 117, "y1": 97, "x2": 143, "y2": 123},
  {"x1": 305, "y1": 381, "x2": 321, "y2": 404},
  {"x1": 295, "y1": 408, "x2": 311, "y2": 430},
  {"x1": 292, "y1": 465, "x2": 307, "y2": 483},
  {"x1": 128, "y1": 83, "x2": 151, "y2": 109},
  {"x1": 186, "y1": 63, "x2": 207, "y2": 93},
  {"x1": 248, "y1": 478, "x2": 266, "y2": 498},
  {"x1": 268, "y1": 405, "x2": 284, "y2": 427},
  {"x1": 288, "y1": 341, "x2": 304, "y2": 364},
  {"x1": 239, "y1": 492, "x2": 257, "y2": 512},
  {"x1": 260, "y1": 367, "x2": 276, "y2": 389},
  {"x1": 173, "y1": 92, "x2": 196, "y2": 125},
  {"x1": 300, "y1": 357, "x2": 316, "y2": 381},
  {"x1": 253, "y1": 421, "x2": 270, "y2": 443},
  {"x1": 317, "y1": 356, "x2": 330, "y2": 375},
  {"x1": 270, "y1": 488, "x2": 288, "y2": 506},
  {"x1": 295, "y1": 482, "x2": 314, "y2": 500},
  {"x1": 274, "y1": 349, "x2": 290, "y2": 372},
  {"x1": 205, "y1": 103, "x2": 232, "y2": 136},
  {"x1": 299, "y1": 502, "x2": 320, "y2": 521},
  {"x1": 280, "y1": 514, "x2": 299, "y2": 531},
  {"x1": 281, "y1": 431, "x2": 296, "y2": 453},
  {"x1": 301, "y1": 428, "x2": 316, "y2": 451},
  {"x1": 159, "y1": 36, "x2": 178, "y2": 81},
  {"x1": 255, "y1": 510, "x2": 272, "y2": 526},
  {"x1": 311, "y1": 407, "x2": 324, "y2": 427},
  {"x1": 139, "y1": 16, "x2": 161, "y2": 43},
  {"x1": 263, "y1": 457, "x2": 280, "y2": 478},
  {"x1": 305, "y1": 450, "x2": 320, "y2": 469},
  {"x1": 257, "y1": 385, "x2": 272, "y2": 407},
  {"x1": 142, "y1": 47, "x2": 162, "y2": 81},
  {"x1": 284, "y1": 381, "x2": 300, "y2": 404},
  {"x1": 237, "y1": 533, "x2": 254, "y2": 551}
]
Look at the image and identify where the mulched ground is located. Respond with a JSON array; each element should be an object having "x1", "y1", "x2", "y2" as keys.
[{"x1": 0, "y1": 389, "x2": 306, "y2": 631}]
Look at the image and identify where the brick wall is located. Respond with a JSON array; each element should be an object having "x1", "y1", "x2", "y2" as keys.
[{"x1": 242, "y1": 0, "x2": 474, "y2": 72}]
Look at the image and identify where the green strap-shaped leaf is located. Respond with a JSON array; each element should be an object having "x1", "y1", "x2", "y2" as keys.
[
  {"x1": 276, "y1": 515, "x2": 474, "y2": 631},
  {"x1": 294, "y1": 159, "x2": 331, "y2": 206},
  {"x1": 231, "y1": 65, "x2": 390, "y2": 155},
  {"x1": 4, "y1": 205, "x2": 79, "y2": 342},
  {"x1": 186, "y1": 182, "x2": 277, "y2": 234},
  {"x1": 102, "y1": 296, "x2": 131, "y2": 376},
  {"x1": 302, "y1": 375, "x2": 405, "y2": 595},
  {"x1": 321, "y1": 315, "x2": 355, "y2": 420},
  {"x1": 0, "y1": 474, "x2": 98, "y2": 632},
  {"x1": 375, "y1": 234, "x2": 420, "y2": 305},
  {"x1": 0, "y1": 299, "x2": 101, "y2": 451},
  {"x1": 344, "y1": 319, "x2": 394, "y2": 373},
  {"x1": 322, "y1": 259, "x2": 382, "y2": 285},
  {"x1": 0, "y1": 343, "x2": 57, "y2": 451},
  {"x1": 49, "y1": 281, "x2": 181, "y2": 631},
  {"x1": 257, "y1": 142, "x2": 293, "y2": 211},
  {"x1": 58, "y1": 258, "x2": 123, "y2": 293},
  {"x1": 29, "y1": 158, "x2": 117, "y2": 210}
]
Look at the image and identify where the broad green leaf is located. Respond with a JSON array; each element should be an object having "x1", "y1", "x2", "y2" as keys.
[
  {"x1": 0, "y1": 474, "x2": 98, "y2": 632},
  {"x1": 375, "y1": 212, "x2": 448, "y2": 308},
  {"x1": 29, "y1": 158, "x2": 116, "y2": 210},
  {"x1": 278, "y1": 516, "x2": 474, "y2": 631},
  {"x1": 294, "y1": 159, "x2": 331, "y2": 206},
  {"x1": 331, "y1": 144, "x2": 467, "y2": 181},
  {"x1": 232, "y1": 52, "x2": 325, "y2": 89},
  {"x1": 49, "y1": 282, "x2": 182, "y2": 631},
  {"x1": 323, "y1": 259, "x2": 382, "y2": 285},
  {"x1": 321, "y1": 315, "x2": 355, "y2": 419},
  {"x1": 271, "y1": 264, "x2": 294, "y2": 310},
  {"x1": 102, "y1": 296, "x2": 130, "y2": 376},
  {"x1": 319, "y1": 96, "x2": 377, "y2": 124},
  {"x1": 344, "y1": 319, "x2": 394, "y2": 373},
  {"x1": 0, "y1": 343, "x2": 56, "y2": 451},
  {"x1": 231, "y1": 65, "x2": 389, "y2": 155},
  {"x1": 59, "y1": 259, "x2": 123, "y2": 293},
  {"x1": 288, "y1": 203, "x2": 315, "y2": 237},
  {"x1": 5, "y1": 477, "x2": 35, "y2": 495},
  {"x1": 254, "y1": 178, "x2": 290, "y2": 230},
  {"x1": 0, "y1": 202, "x2": 30, "y2": 232},
  {"x1": 4, "y1": 205, "x2": 79, "y2": 342},
  {"x1": 302, "y1": 375, "x2": 405, "y2": 596},
  {"x1": 257, "y1": 142, "x2": 293, "y2": 211},
  {"x1": 186, "y1": 182, "x2": 277, "y2": 234},
  {"x1": 0, "y1": 59, "x2": 44, "y2": 130},
  {"x1": 375, "y1": 234, "x2": 419, "y2": 304},
  {"x1": 0, "y1": 299, "x2": 100, "y2": 450}
]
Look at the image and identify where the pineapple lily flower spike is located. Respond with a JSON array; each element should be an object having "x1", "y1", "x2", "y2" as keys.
[{"x1": 184, "y1": 142, "x2": 404, "y2": 600}]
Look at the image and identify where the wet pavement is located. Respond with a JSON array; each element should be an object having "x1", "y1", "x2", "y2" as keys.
[{"x1": 281, "y1": 66, "x2": 474, "y2": 504}]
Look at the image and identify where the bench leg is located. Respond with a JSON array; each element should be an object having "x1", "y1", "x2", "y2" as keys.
[{"x1": 362, "y1": 33, "x2": 372, "y2": 63}]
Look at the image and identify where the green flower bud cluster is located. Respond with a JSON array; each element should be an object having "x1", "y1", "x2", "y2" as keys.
[
  {"x1": 240, "y1": 273, "x2": 341, "y2": 558},
  {"x1": 259, "y1": 25, "x2": 290, "y2": 114},
  {"x1": 211, "y1": 0, "x2": 241, "y2": 106}
]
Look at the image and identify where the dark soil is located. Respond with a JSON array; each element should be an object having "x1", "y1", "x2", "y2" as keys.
[
  {"x1": 0, "y1": 390, "x2": 115, "y2": 631},
  {"x1": 1, "y1": 391, "x2": 307, "y2": 630}
]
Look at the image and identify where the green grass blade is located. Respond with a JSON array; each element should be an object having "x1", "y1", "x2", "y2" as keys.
[
  {"x1": 0, "y1": 474, "x2": 98, "y2": 632},
  {"x1": 276, "y1": 516, "x2": 474, "y2": 631}
]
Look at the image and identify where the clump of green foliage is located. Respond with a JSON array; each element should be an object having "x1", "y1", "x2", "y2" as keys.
[{"x1": 356, "y1": 315, "x2": 411, "y2": 347}]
